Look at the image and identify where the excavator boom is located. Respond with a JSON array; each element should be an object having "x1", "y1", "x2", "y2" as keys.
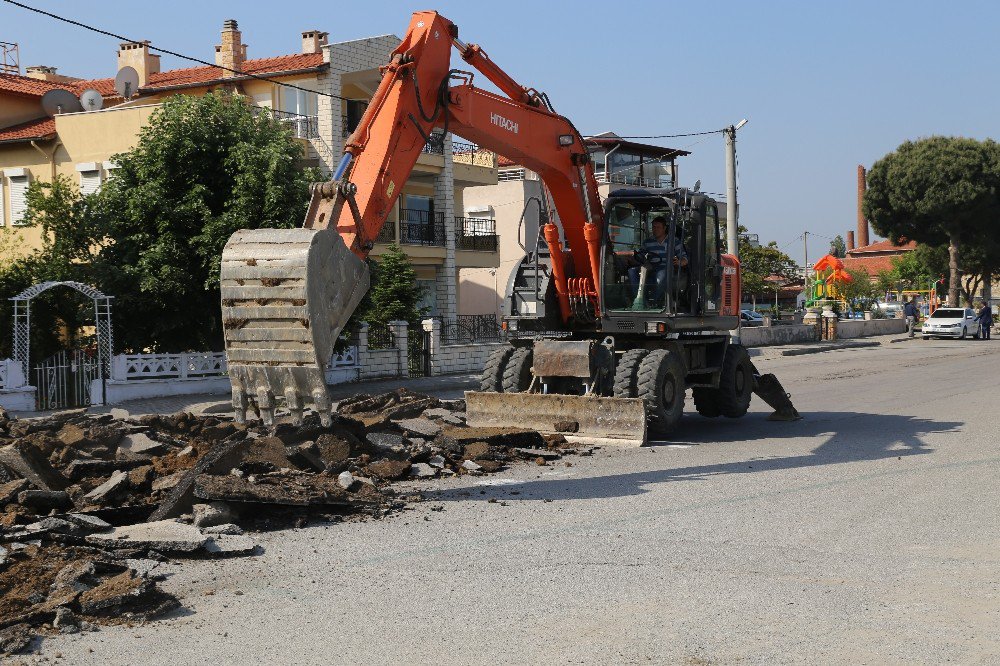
[{"x1": 221, "y1": 11, "x2": 604, "y2": 426}]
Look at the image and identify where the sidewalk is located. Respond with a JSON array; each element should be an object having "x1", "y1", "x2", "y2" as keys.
[{"x1": 72, "y1": 373, "x2": 482, "y2": 418}]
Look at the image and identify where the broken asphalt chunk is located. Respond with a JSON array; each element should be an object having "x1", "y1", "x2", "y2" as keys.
[
  {"x1": 88, "y1": 519, "x2": 209, "y2": 553},
  {"x1": 147, "y1": 437, "x2": 250, "y2": 522},
  {"x1": 0, "y1": 441, "x2": 68, "y2": 491}
]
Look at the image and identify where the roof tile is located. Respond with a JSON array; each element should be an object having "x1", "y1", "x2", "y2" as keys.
[
  {"x1": 0, "y1": 117, "x2": 56, "y2": 143},
  {"x1": 143, "y1": 53, "x2": 325, "y2": 90}
]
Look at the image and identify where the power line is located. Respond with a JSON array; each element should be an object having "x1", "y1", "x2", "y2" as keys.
[
  {"x1": 3, "y1": 0, "x2": 349, "y2": 101},
  {"x1": 586, "y1": 129, "x2": 725, "y2": 139}
]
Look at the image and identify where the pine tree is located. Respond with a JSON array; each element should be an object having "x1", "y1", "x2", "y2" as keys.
[{"x1": 365, "y1": 243, "x2": 427, "y2": 325}]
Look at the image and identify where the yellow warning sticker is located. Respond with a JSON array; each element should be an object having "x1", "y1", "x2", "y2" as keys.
[{"x1": 387, "y1": 181, "x2": 395, "y2": 197}]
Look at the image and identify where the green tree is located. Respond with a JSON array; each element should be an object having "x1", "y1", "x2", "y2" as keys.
[
  {"x1": 88, "y1": 93, "x2": 318, "y2": 351},
  {"x1": 0, "y1": 177, "x2": 98, "y2": 360},
  {"x1": 364, "y1": 243, "x2": 427, "y2": 325},
  {"x1": 829, "y1": 235, "x2": 847, "y2": 258},
  {"x1": 863, "y1": 136, "x2": 1000, "y2": 306},
  {"x1": 738, "y1": 229, "x2": 799, "y2": 306},
  {"x1": 890, "y1": 244, "x2": 948, "y2": 291},
  {"x1": 839, "y1": 269, "x2": 880, "y2": 313}
]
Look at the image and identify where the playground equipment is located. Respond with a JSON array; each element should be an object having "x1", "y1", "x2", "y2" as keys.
[{"x1": 805, "y1": 254, "x2": 853, "y2": 308}]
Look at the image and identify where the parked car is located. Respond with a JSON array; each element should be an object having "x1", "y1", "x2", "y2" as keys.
[
  {"x1": 921, "y1": 307, "x2": 981, "y2": 339},
  {"x1": 741, "y1": 310, "x2": 765, "y2": 326}
]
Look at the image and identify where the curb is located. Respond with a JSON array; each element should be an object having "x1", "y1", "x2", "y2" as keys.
[{"x1": 779, "y1": 340, "x2": 881, "y2": 357}]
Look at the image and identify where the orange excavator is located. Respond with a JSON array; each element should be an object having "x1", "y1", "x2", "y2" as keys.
[{"x1": 220, "y1": 10, "x2": 798, "y2": 442}]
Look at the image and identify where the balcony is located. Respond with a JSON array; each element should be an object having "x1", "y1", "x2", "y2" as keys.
[
  {"x1": 399, "y1": 209, "x2": 445, "y2": 246},
  {"x1": 595, "y1": 172, "x2": 672, "y2": 188},
  {"x1": 452, "y1": 141, "x2": 498, "y2": 168},
  {"x1": 252, "y1": 107, "x2": 318, "y2": 139},
  {"x1": 456, "y1": 216, "x2": 499, "y2": 252}
]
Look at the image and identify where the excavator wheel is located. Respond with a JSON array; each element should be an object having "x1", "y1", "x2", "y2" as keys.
[
  {"x1": 636, "y1": 349, "x2": 685, "y2": 436},
  {"x1": 715, "y1": 344, "x2": 754, "y2": 418},
  {"x1": 502, "y1": 346, "x2": 533, "y2": 393},
  {"x1": 480, "y1": 344, "x2": 514, "y2": 392},
  {"x1": 613, "y1": 348, "x2": 649, "y2": 398},
  {"x1": 692, "y1": 387, "x2": 722, "y2": 418}
]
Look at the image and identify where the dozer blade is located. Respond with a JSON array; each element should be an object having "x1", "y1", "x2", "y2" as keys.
[
  {"x1": 750, "y1": 364, "x2": 802, "y2": 422},
  {"x1": 221, "y1": 227, "x2": 369, "y2": 427},
  {"x1": 465, "y1": 391, "x2": 648, "y2": 447}
]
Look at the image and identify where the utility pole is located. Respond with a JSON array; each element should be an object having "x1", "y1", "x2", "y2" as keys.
[
  {"x1": 803, "y1": 231, "x2": 810, "y2": 287},
  {"x1": 724, "y1": 119, "x2": 747, "y2": 259}
]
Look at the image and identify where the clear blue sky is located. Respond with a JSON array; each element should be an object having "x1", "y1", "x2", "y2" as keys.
[{"x1": 4, "y1": 0, "x2": 998, "y2": 264}]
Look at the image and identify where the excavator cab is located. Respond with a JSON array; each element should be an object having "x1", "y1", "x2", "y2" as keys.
[{"x1": 599, "y1": 189, "x2": 733, "y2": 332}]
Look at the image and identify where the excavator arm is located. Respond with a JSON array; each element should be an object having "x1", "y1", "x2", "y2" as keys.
[{"x1": 221, "y1": 11, "x2": 606, "y2": 425}]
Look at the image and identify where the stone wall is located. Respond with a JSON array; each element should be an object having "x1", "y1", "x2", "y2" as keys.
[
  {"x1": 738, "y1": 324, "x2": 819, "y2": 347},
  {"x1": 836, "y1": 318, "x2": 907, "y2": 339}
]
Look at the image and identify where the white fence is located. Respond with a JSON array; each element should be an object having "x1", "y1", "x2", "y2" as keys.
[{"x1": 111, "y1": 352, "x2": 227, "y2": 381}]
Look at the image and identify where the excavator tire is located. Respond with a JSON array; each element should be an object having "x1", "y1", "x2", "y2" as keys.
[
  {"x1": 502, "y1": 346, "x2": 533, "y2": 393},
  {"x1": 636, "y1": 349, "x2": 685, "y2": 435},
  {"x1": 692, "y1": 387, "x2": 722, "y2": 418},
  {"x1": 716, "y1": 344, "x2": 754, "y2": 418},
  {"x1": 480, "y1": 344, "x2": 514, "y2": 392},
  {"x1": 613, "y1": 348, "x2": 649, "y2": 398}
]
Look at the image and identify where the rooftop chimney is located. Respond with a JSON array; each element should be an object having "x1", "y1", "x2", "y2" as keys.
[
  {"x1": 117, "y1": 41, "x2": 161, "y2": 86},
  {"x1": 25, "y1": 65, "x2": 81, "y2": 84},
  {"x1": 857, "y1": 164, "x2": 870, "y2": 248},
  {"x1": 847, "y1": 230, "x2": 855, "y2": 252},
  {"x1": 301, "y1": 30, "x2": 329, "y2": 55},
  {"x1": 215, "y1": 19, "x2": 247, "y2": 76}
]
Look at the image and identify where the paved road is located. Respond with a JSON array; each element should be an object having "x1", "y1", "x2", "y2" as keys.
[{"x1": 36, "y1": 338, "x2": 1000, "y2": 665}]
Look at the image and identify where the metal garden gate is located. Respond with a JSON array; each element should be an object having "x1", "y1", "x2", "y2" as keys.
[
  {"x1": 34, "y1": 349, "x2": 102, "y2": 410},
  {"x1": 408, "y1": 329, "x2": 430, "y2": 377}
]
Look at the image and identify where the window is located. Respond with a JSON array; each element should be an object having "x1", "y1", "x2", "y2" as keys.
[
  {"x1": 77, "y1": 163, "x2": 102, "y2": 196},
  {"x1": 345, "y1": 100, "x2": 367, "y2": 133},
  {"x1": 416, "y1": 279, "x2": 438, "y2": 315},
  {"x1": 3, "y1": 169, "x2": 30, "y2": 226},
  {"x1": 602, "y1": 202, "x2": 680, "y2": 312},
  {"x1": 703, "y1": 204, "x2": 720, "y2": 307},
  {"x1": 0, "y1": 178, "x2": 5, "y2": 227}
]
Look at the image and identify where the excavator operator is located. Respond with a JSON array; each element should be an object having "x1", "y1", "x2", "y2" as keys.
[{"x1": 628, "y1": 216, "x2": 688, "y2": 305}]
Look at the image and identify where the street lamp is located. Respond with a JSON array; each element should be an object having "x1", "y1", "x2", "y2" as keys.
[{"x1": 725, "y1": 119, "x2": 749, "y2": 259}]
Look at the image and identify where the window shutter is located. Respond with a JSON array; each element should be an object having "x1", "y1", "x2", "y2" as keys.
[
  {"x1": 79, "y1": 170, "x2": 102, "y2": 195},
  {"x1": 0, "y1": 178, "x2": 5, "y2": 227},
  {"x1": 8, "y1": 175, "x2": 29, "y2": 226}
]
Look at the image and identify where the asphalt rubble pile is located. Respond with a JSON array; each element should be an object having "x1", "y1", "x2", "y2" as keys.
[{"x1": 0, "y1": 389, "x2": 583, "y2": 656}]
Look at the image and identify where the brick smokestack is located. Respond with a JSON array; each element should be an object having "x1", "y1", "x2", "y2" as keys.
[
  {"x1": 847, "y1": 230, "x2": 855, "y2": 251},
  {"x1": 857, "y1": 164, "x2": 870, "y2": 248}
]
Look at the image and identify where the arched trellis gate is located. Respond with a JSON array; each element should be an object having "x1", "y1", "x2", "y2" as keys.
[{"x1": 11, "y1": 281, "x2": 113, "y2": 409}]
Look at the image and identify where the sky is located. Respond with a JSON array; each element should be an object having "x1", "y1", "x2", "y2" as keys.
[{"x1": 3, "y1": 0, "x2": 998, "y2": 266}]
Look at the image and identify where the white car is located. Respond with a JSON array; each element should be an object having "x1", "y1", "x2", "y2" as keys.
[
  {"x1": 741, "y1": 310, "x2": 765, "y2": 326},
  {"x1": 921, "y1": 307, "x2": 981, "y2": 339}
]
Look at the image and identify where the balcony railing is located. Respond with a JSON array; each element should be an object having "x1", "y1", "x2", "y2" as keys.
[
  {"x1": 452, "y1": 141, "x2": 498, "y2": 168},
  {"x1": 399, "y1": 209, "x2": 445, "y2": 246},
  {"x1": 456, "y1": 216, "x2": 499, "y2": 252},
  {"x1": 253, "y1": 107, "x2": 318, "y2": 139},
  {"x1": 595, "y1": 172, "x2": 672, "y2": 188},
  {"x1": 374, "y1": 221, "x2": 395, "y2": 244}
]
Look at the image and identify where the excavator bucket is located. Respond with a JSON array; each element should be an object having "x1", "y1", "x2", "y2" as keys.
[
  {"x1": 220, "y1": 227, "x2": 369, "y2": 427},
  {"x1": 465, "y1": 391, "x2": 648, "y2": 447},
  {"x1": 750, "y1": 365, "x2": 802, "y2": 422}
]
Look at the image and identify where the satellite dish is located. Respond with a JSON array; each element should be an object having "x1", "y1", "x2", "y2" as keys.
[
  {"x1": 693, "y1": 179, "x2": 702, "y2": 193},
  {"x1": 41, "y1": 89, "x2": 82, "y2": 116},
  {"x1": 79, "y1": 89, "x2": 104, "y2": 111},
  {"x1": 114, "y1": 66, "x2": 139, "y2": 100}
]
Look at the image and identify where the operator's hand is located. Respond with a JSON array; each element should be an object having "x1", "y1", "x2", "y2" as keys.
[{"x1": 673, "y1": 256, "x2": 688, "y2": 267}]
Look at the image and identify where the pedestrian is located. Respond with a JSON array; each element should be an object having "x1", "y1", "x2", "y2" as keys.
[
  {"x1": 975, "y1": 302, "x2": 993, "y2": 340},
  {"x1": 903, "y1": 298, "x2": 919, "y2": 337}
]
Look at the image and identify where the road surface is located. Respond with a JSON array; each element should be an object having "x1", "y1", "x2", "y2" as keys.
[{"x1": 34, "y1": 338, "x2": 1000, "y2": 665}]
